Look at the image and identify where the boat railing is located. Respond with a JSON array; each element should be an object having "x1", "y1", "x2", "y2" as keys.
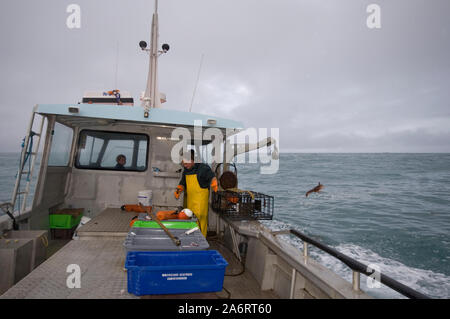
[
  {"x1": 271, "y1": 229, "x2": 431, "y2": 299},
  {"x1": 0, "y1": 202, "x2": 34, "y2": 231}
]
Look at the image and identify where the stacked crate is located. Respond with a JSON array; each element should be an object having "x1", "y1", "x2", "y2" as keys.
[
  {"x1": 49, "y1": 208, "x2": 84, "y2": 239},
  {"x1": 124, "y1": 218, "x2": 228, "y2": 296}
]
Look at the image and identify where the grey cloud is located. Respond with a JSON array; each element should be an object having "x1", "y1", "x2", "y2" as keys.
[{"x1": 1, "y1": 0, "x2": 449, "y2": 152}]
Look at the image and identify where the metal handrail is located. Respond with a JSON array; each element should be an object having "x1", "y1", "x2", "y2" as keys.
[{"x1": 274, "y1": 229, "x2": 430, "y2": 299}]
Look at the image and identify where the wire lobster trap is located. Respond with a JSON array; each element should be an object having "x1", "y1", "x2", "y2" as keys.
[{"x1": 212, "y1": 190, "x2": 274, "y2": 221}]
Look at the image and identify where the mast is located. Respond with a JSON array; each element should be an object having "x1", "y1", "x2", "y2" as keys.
[{"x1": 142, "y1": 0, "x2": 160, "y2": 116}]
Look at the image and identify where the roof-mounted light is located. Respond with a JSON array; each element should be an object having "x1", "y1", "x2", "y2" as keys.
[
  {"x1": 139, "y1": 41, "x2": 148, "y2": 50},
  {"x1": 162, "y1": 43, "x2": 170, "y2": 53}
]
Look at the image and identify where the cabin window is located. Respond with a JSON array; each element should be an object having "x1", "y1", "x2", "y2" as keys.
[
  {"x1": 202, "y1": 143, "x2": 216, "y2": 164},
  {"x1": 48, "y1": 122, "x2": 74, "y2": 166},
  {"x1": 75, "y1": 130, "x2": 149, "y2": 171}
]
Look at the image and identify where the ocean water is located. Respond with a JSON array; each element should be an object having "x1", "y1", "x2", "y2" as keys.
[
  {"x1": 0, "y1": 153, "x2": 40, "y2": 211},
  {"x1": 236, "y1": 153, "x2": 450, "y2": 299},
  {"x1": 0, "y1": 152, "x2": 449, "y2": 298}
]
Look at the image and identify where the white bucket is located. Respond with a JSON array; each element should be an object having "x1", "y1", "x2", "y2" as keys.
[{"x1": 138, "y1": 190, "x2": 152, "y2": 206}]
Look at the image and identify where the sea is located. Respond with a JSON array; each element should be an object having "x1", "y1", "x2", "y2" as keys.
[
  {"x1": 0, "y1": 152, "x2": 449, "y2": 299},
  {"x1": 236, "y1": 153, "x2": 450, "y2": 299}
]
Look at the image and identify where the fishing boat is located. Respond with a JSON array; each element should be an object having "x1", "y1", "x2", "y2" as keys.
[{"x1": 0, "y1": 1, "x2": 429, "y2": 299}]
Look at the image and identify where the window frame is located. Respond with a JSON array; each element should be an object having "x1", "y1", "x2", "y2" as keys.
[
  {"x1": 47, "y1": 121, "x2": 74, "y2": 167},
  {"x1": 74, "y1": 129, "x2": 150, "y2": 172}
]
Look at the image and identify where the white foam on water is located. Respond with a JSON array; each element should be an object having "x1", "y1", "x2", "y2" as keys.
[
  {"x1": 310, "y1": 243, "x2": 450, "y2": 299},
  {"x1": 261, "y1": 221, "x2": 450, "y2": 299},
  {"x1": 261, "y1": 219, "x2": 307, "y2": 233}
]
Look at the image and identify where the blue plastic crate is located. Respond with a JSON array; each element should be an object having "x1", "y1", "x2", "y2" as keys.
[{"x1": 125, "y1": 250, "x2": 228, "y2": 296}]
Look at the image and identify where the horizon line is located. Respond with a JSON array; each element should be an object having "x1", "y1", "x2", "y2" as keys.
[{"x1": 1, "y1": 151, "x2": 450, "y2": 155}]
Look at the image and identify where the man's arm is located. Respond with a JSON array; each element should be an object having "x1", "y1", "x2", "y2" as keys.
[
  {"x1": 199, "y1": 164, "x2": 215, "y2": 184},
  {"x1": 179, "y1": 171, "x2": 186, "y2": 188},
  {"x1": 199, "y1": 164, "x2": 218, "y2": 191},
  {"x1": 174, "y1": 170, "x2": 186, "y2": 199}
]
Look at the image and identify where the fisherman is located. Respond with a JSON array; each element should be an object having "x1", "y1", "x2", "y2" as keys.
[
  {"x1": 115, "y1": 154, "x2": 126, "y2": 170},
  {"x1": 174, "y1": 150, "x2": 218, "y2": 237}
]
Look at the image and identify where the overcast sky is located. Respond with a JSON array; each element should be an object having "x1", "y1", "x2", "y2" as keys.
[{"x1": 0, "y1": 0, "x2": 449, "y2": 152}]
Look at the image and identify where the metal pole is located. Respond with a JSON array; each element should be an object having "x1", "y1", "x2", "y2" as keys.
[
  {"x1": 352, "y1": 271, "x2": 360, "y2": 291},
  {"x1": 303, "y1": 241, "x2": 308, "y2": 258},
  {"x1": 143, "y1": 0, "x2": 159, "y2": 115},
  {"x1": 11, "y1": 109, "x2": 37, "y2": 211},
  {"x1": 20, "y1": 115, "x2": 45, "y2": 213},
  {"x1": 288, "y1": 229, "x2": 430, "y2": 298},
  {"x1": 140, "y1": 203, "x2": 180, "y2": 246},
  {"x1": 289, "y1": 268, "x2": 297, "y2": 299}
]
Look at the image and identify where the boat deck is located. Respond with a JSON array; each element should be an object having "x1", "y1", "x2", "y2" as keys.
[
  {"x1": 0, "y1": 238, "x2": 135, "y2": 299},
  {"x1": 0, "y1": 208, "x2": 278, "y2": 299}
]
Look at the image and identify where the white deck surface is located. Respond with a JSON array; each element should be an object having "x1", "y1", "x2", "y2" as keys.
[
  {"x1": 0, "y1": 237, "x2": 277, "y2": 299},
  {"x1": 1, "y1": 238, "x2": 136, "y2": 299}
]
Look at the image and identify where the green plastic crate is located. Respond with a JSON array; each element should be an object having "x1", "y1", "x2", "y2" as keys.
[
  {"x1": 49, "y1": 209, "x2": 83, "y2": 229},
  {"x1": 132, "y1": 220, "x2": 198, "y2": 229}
]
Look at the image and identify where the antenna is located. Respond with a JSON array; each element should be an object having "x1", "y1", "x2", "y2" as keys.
[
  {"x1": 140, "y1": 0, "x2": 170, "y2": 117},
  {"x1": 114, "y1": 41, "x2": 119, "y2": 89},
  {"x1": 189, "y1": 53, "x2": 204, "y2": 112}
]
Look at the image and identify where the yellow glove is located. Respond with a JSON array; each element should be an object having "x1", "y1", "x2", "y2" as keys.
[
  {"x1": 210, "y1": 178, "x2": 218, "y2": 193},
  {"x1": 174, "y1": 185, "x2": 184, "y2": 199}
]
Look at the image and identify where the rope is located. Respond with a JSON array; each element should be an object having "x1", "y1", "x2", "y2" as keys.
[
  {"x1": 15, "y1": 137, "x2": 25, "y2": 180},
  {"x1": 189, "y1": 53, "x2": 204, "y2": 112},
  {"x1": 15, "y1": 132, "x2": 36, "y2": 213},
  {"x1": 40, "y1": 234, "x2": 49, "y2": 247},
  {"x1": 22, "y1": 131, "x2": 35, "y2": 171},
  {"x1": 27, "y1": 143, "x2": 32, "y2": 182}
]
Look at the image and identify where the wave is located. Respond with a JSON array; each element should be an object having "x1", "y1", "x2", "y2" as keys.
[
  {"x1": 261, "y1": 221, "x2": 450, "y2": 299},
  {"x1": 311, "y1": 243, "x2": 450, "y2": 299}
]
